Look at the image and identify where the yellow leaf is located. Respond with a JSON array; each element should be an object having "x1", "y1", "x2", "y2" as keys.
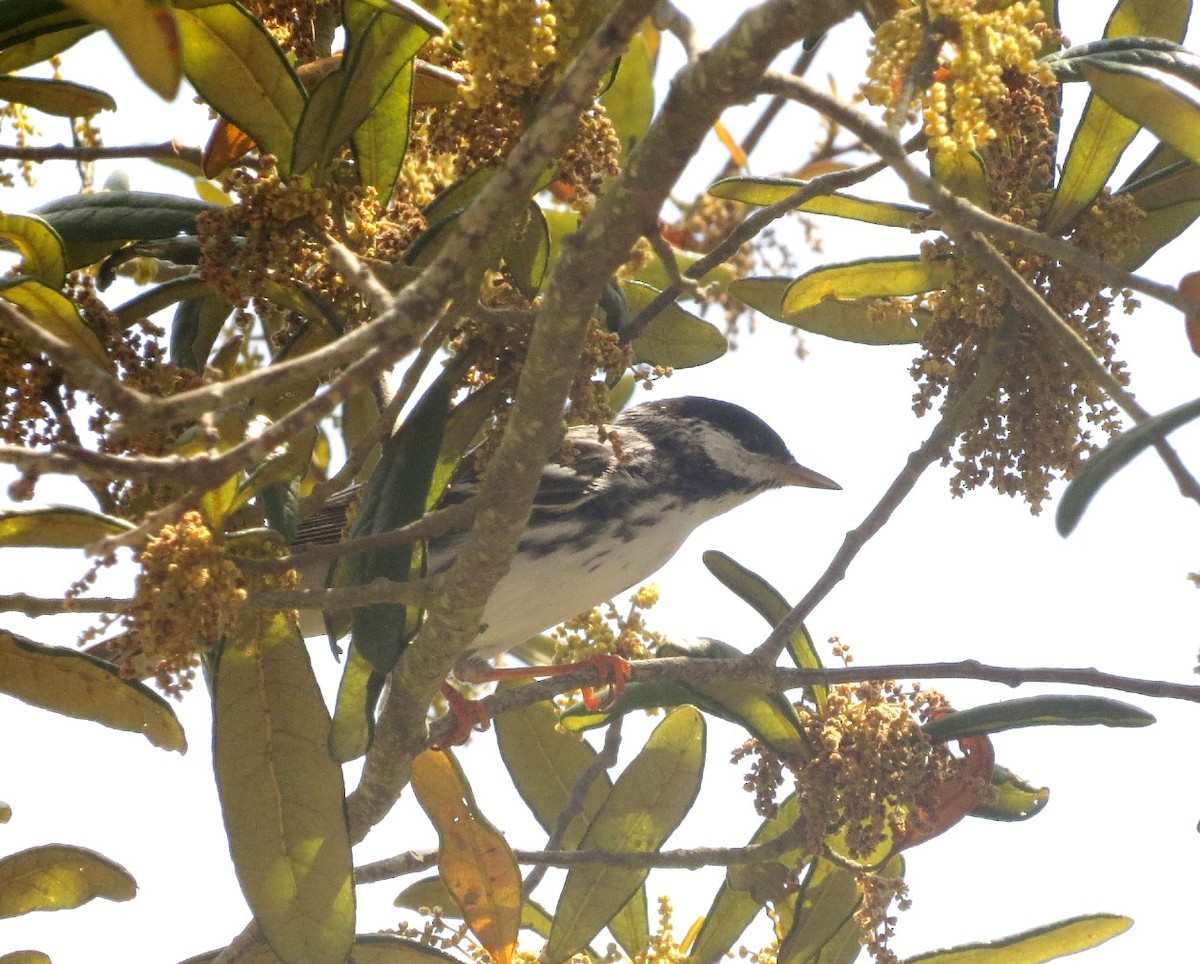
[
  {"x1": 1, "y1": 278, "x2": 111, "y2": 367},
  {"x1": 904, "y1": 913, "x2": 1132, "y2": 963},
  {"x1": 782, "y1": 256, "x2": 952, "y2": 316},
  {"x1": 0, "y1": 505, "x2": 132, "y2": 547},
  {"x1": 213, "y1": 615, "x2": 355, "y2": 964},
  {"x1": 411, "y1": 749, "x2": 521, "y2": 964},
  {"x1": 0, "y1": 630, "x2": 186, "y2": 752},
  {"x1": 0, "y1": 844, "x2": 136, "y2": 918},
  {"x1": 0, "y1": 213, "x2": 66, "y2": 286},
  {"x1": 59, "y1": 0, "x2": 181, "y2": 100}
]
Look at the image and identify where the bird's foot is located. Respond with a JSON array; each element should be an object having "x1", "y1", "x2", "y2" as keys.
[
  {"x1": 435, "y1": 682, "x2": 492, "y2": 747},
  {"x1": 576, "y1": 653, "x2": 633, "y2": 711}
]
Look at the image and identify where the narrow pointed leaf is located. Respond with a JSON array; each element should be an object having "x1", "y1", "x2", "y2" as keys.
[
  {"x1": 546, "y1": 707, "x2": 705, "y2": 962},
  {"x1": 1080, "y1": 59, "x2": 1200, "y2": 166},
  {"x1": 782, "y1": 256, "x2": 951, "y2": 315},
  {"x1": 621, "y1": 280, "x2": 727, "y2": 368},
  {"x1": 1057, "y1": 394, "x2": 1200, "y2": 534},
  {"x1": 702, "y1": 549, "x2": 827, "y2": 715},
  {"x1": 328, "y1": 647, "x2": 383, "y2": 762},
  {"x1": 506, "y1": 201, "x2": 550, "y2": 297},
  {"x1": 60, "y1": 0, "x2": 180, "y2": 99},
  {"x1": 1, "y1": 277, "x2": 110, "y2": 367},
  {"x1": 411, "y1": 749, "x2": 521, "y2": 964},
  {"x1": 711, "y1": 176, "x2": 926, "y2": 226},
  {"x1": 493, "y1": 686, "x2": 650, "y2": 958},
  {"x1": 732, "y1": 276, "x2": 929, "y2": 344},
  {"x1": 213, "y1": 615, "x2": 355, "y2": 964},
  {"x1": 352, "y1": 58, "x2": 415, "y2": 195},
  {"x1": 175, "y1": 5, "x2": 306, "y2": 176},
  {"x1": 293, "y1": 8, "x2": 430, "y2": 177},
  {"x1": 0, "y1": 630, "x2": 186, "y2": 751},
  {"x1": 922, "y1": 695, "x2": 1154, "y2": 742},
  {"x1": 930, "y1": 149, "x2": 990, "y2": 207},
  {"x1": 180, "y1": 933, "x2": 465, "y2": 964},
  {"x1": 1045, "y1": 2, "x2": 1190, "y2": 232},
  {"x1": 0, "y1": 76, "x2": 114, "y2": 116},
  {"x1": 0, "y1": 845, "x2": 135, "y2": 918},
  {"x1": 0, "y1": 505, "x2": 132, "y2": 547},
  {"x1": 904, "y1": 914, "x2": 1132, "y2": 963}
]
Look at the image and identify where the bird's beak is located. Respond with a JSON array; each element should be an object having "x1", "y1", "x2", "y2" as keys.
[{"x1": 779, "y1": 460, "x2": 841, "y2": 490}]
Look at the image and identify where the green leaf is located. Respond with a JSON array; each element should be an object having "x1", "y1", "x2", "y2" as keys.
[
  {"x1": 710, "y1": 176, "x2": 927, "y2": 227},
  {"x1": 782, "y1": 256, "x2": 952, "y2": 316},
  {"x1": 348, "y1": 371, "x2": 452, "y2": 674},
  {"x1": 0, "y1": 844, "x2": 136, "y2": 918},
  {"x1": 1045, "y1": 3, "x2": 1191, "y2": 232},
  {"x1": 328, "y1": 646, "x2": 384, "y2": 762},
  {"x1": 731, "y1": 276, "x2": 929, "y2": 344},
  {"x1": 969, "y1": 765, "x2": 1049, "y2": 823},
  {"x1": 0, "y1": 76, "x2": 114, "y2": 116},
  {"x1": 922, "y1": 695, "x2": 1155, "y2": 742},
  {"x1": 506, "y1": 201, "x2": 551, "y2": 297},
  {"x1": 1056, "y1": 394, "x2": 1200, "y2": 535},
  {"x1": 352, "y1": 57, "x2": 415, "y2": 196},
  {"x1": 180, "y1": 933, "x2": 467, "y2": 964},
  {"x1": 1081, "y1": 59, "x2": 1200, "y2": 165},
  {"x1": 292, "y1": 6, "x2": 431, "y2": 178},
  {"x1": 701, "y1": 549, "x2": 827, "y2": 715},
  {"x1": 60, "y1": 0, "x2": 181, "y2": 99},
  {"x1": 620, "y1": 279, "x2": 727, "y2": 368},
  {"x1": 600, "y1": 23, "x2": 656, "y2": 163},
  {"x1": 33, "y1": 190, "x2": 219, "y2": 270},
  {"x1": 0, "y1": 630, "x2": 187, "y2": 751},
  {"x1": 175, "y1": 4, "x2": 306, "y2": 176},
  {"x1": 0, "y1": 277, "x2": 110, "y2": 367},
  {"x1": 930, "y1": 149, "x2": 991, "y2": 207},
  {"x1": 0, "y1": 21, "x2": 94, "y2": 74},
  {"x1": 213, "y1": 615, "x2": 355, "y2": 964},
  {"x1": 494, "y1": 684, "x2": 614, "y2": 851},
  {"x1": 659, "y1": 636, "x2": 807, "y2": 756},
  {"x1": 780, "y1": 855, "x2": 904, "y2": 964},
  {"x1": 689, "y1": 795, "x2": 806, "y2": 963},
  {"x1": 0, "y1": 505, "x2": 132, "y2": 546},
  {"x1": 903, "y1": 913, "x2": 1132, "y2": 963},
  {"x1": 1116, "y1": 148, "x2": 1200, "y2": 267},
  {"x1": 0, "y1": 213, "x2": 62, "y2": 285},
  {"x1": 546, "y1": 707, "x2": 705, "y2": 962}
]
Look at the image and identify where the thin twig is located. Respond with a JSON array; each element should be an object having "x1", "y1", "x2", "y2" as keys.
[{"x1": 0, "y1": 140, "x2": 204, "y2": 166}]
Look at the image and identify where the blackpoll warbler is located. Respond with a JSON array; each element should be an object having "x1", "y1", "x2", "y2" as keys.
[{"x1": 297, "y1": 396, "x2": 838, "y2": 661}]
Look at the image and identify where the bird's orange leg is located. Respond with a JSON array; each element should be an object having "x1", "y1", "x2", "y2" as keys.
[{"x1": 439, "y1": 654, "x2": 633, "y2": 743}]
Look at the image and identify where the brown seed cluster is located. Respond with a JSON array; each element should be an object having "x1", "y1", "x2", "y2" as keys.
[
  {"x1": 113, "y1": 512, "x2": 296, "y2": 696},
  {"x1": 911, "y1": 74, "x2": 1142, "y2": 512}
]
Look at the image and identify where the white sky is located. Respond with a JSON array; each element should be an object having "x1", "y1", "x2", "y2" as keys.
[{"x1": 3, "y1": 4, "x2": 1200, "y2": 962}]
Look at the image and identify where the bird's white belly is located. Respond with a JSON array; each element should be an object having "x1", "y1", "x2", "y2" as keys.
[{"x1": 465, "y1": 498, "x2": 735, "y2": 659}]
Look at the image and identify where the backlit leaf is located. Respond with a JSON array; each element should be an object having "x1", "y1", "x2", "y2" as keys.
[
  {"x1": 0, "y1": 277, "x2": 110, "y2": 366},
  {"x1": 175, "y1": 4, "x2": 306, "y2": 176},
  {"x1": 0, "y1": 845, "x2": 135, "y2": 918},
  {"x1": 0, "y1": 630, "x2": 186, "y2": 751},
  {"x1": 601, "y1": 24, "x2": 656, "y2": 162},
  {"x1": 904, "y1": 914, "x2": 1132, "y2": 962},
  {"x1": 395, "y1": 876, "x2": 554, "y2": 940},
  {"x1": 0, "y1": 76, "x2": 114, "y2": 116},
  {"x1": 213, "y1": 615, "x2": 355, "y2": 964},
  {"x1": 731, "y1": 276, "x2": 928, "y2": 345},
  {"x1": 411, "y1": 749, "x2": 521, "y2": 964},
  {"x1": 711, "y1": 176, "x2": 926, "y2": 227},
  {"x1": 546, "y1": 707, "x2": 705, "y2": 961},
  {"x1": 782, "y1": 256, "x2": 952, "y2": 315},
  {"x1": 1081, "y1": 59, "x2": 1200, "y2": 165},
  {"x1": 969, "y1": 765, "x2": 1049, "y2": 823},
  {"x1": 0, "y1": 23, "x2": 94, "y2": 74},
  {"x1": 0, "y1": 505, "x2": 132, "y2": 547},
  {"x1": 621, "y1": 280, "x2": 727, "y2": 368},
  {"x1": 60, "y1": 0, "x2": 180, "y2": 99}
]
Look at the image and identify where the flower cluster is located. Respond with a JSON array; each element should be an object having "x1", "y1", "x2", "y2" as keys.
[
  {"x1": 113, "y1": 512, "x2": 295, "y2": 696},
  {"x1": 551, "y1": 583, "x2": 666, "y2": 666},
  {"x1": 863, "y1": 0, "x2": 1057, "y2": 158}
]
